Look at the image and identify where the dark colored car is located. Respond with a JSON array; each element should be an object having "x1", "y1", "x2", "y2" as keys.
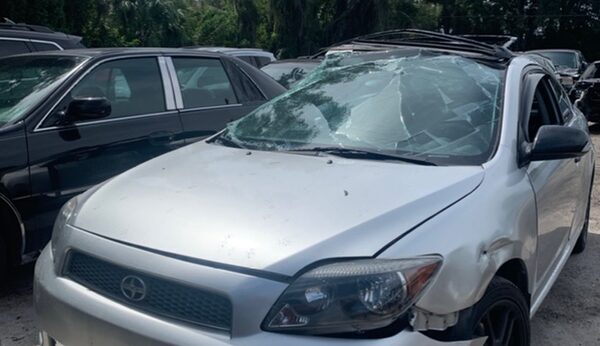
[
  {"x1": 260, "y1": 59, "x2": 321, "y2": 88},
  {"x1": 188, "y1": 47, "x2": 276, "y2": 68},
  {"x1": 572, "y1": 61, "x2": 600, "y2": 122},
  {"x1": 0, "y1": 21, "x2": 84, "y2": 58},
  {"x1": 0, "y1": 48, "x2": 285, "y2": 279},
  {"x1": 527, "y1": 49, "x2": 588, "y2": 90}
]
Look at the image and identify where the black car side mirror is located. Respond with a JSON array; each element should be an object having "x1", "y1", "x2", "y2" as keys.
[
  {"x1": 61, "y1": 97, "x2": 111, "y2": 123},
  {"x1": 528, "y1": 125, "x2": 589, "y2": 162}
]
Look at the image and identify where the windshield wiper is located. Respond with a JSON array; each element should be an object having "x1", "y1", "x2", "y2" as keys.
[
  {"x1": 211, "y1": 134, "x2": 245, "y2": 149},
  {"x1": 288, "y1": 147, "x2": 438, "y2": 166}
]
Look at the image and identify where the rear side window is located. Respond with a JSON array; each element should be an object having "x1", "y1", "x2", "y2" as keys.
[
  {"x1": 0, "y1": 40, "x2": 30, "y2": 57},
  {"x1": 45, "y1": 57, "x2": 166, "y2": 126},
  {"x1": 32, "y1": 42, "x2": 61, "y2": 52},
  {"x1": 222, "y1": 58, "x2": 264, "y2": 103},
  {"x1": 256, "y1": 57, "x2": 272, "y2": 68},
  {"x1": 172, "y1": 57, "x2": 238, "y2": 108}
]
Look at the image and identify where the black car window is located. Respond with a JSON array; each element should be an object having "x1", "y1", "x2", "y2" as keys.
[
  {"x1": 237, "y1": 55, "x2": 257, "y2": 67},
  {"x1": 581, "y1": 63, "x2": 600, "y2": 79},
  {"x1": 257, "y1": 56, "x2": 272, "y2": 68},
  {"x1": 173, "y1": 57, "x2": 238, "y2": 108},
  {"x1": 44, "y1": 57, "x2": 166, "y2": 126},
  {"x1": 527, "y1": 79, "x2": 561, "y2": 142},
  {"x1": 0, "y1": 40, "x2": 30, "y2": 57},
  {"x1": 221, "y1": 59, "x2": 264, "y2": 103},
  {"x1": 547, "y1": 78, "x2": 572, "y2": 122},
  {"x1": 32, "y1": 42, "x2": 61, "y2": 52}
]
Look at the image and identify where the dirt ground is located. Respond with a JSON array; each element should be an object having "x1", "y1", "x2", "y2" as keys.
[{"x1": 2, "y1": 130, "x2": 600, "y2": 346}]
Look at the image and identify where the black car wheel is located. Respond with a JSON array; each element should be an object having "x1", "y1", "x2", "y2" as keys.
[
  {"x1": 573, "y1": 184, "x2": 592, "y2": 254},
  {"x1": 0, "y1": 234, "x2": 7, "y2": 288},
  {"x1": 435, "y1": 277, "x2": 530, "y2": 346}
]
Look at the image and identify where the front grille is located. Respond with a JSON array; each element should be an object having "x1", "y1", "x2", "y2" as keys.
[{"x1": 64, "y1": 251, "x2": 232, "y2": 332}]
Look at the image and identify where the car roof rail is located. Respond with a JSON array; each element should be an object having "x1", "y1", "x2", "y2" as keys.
[
  {"x1": 0, "y1": 21, "x2": 55, "y2": 33},
  {"x1": 313, "y1": 29, "x2": 514, "y2": 60}
]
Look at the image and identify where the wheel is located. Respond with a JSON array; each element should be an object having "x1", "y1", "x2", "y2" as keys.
[
  {"x1": 431, "y1": 277, "x2": 530, "y2": 346},
  {"x1": 573, "y1": 190, "x2": 591, "y2": 254},
  {"x1": 0, "y1": 234, "x2": 7, "y2": 289}
]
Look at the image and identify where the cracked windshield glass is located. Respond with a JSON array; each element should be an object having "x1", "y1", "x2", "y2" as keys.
[{"x1": 219, "y1": 49, "x2": 504, "y2": 165}]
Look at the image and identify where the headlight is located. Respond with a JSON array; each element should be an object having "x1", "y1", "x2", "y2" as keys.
[
  {"x1": 50, "y1": 197, "x2": 78, "y2": 260},
  {"x1": 262, "y1": 256, "x2": 442, "y2": 335}
]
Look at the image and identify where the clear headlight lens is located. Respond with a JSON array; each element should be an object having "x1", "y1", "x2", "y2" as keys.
[
  {"x1": 262, "y1": 256, "x2": 442, "y2": 335},
  {"x1": 50, "y1": 197, "x2": 78, "y2": 260}
]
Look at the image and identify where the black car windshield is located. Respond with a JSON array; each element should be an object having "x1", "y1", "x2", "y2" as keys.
[
  {"x1": 0, "y1": 55, "x2": 86, "y2": 126},
  {"x1": 261, "y1": 61, "x2": 321, "y2": 88},
  {"x1": 218, "y1": 49, "x2": 505, "y2": 165},
  {"x1": 538, "y1": 51, "x2": 578, "y2": 69}
]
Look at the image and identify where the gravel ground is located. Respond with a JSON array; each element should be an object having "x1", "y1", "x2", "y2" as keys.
[{"x1": 2, "y1": 130, "x2": 600, "y2": 346}]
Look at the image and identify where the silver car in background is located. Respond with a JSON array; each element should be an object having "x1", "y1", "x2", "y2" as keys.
[{"x1": 35, "y1": 32, "x2": 594, "y2": 346}]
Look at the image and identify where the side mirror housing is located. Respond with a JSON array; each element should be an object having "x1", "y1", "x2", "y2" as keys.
[
  {"x1": 527, "y1": 125, "x2": 589, "y2": 162},
  {"x1": 61, "y1": 97, "x2": 111, "y2": 123}
]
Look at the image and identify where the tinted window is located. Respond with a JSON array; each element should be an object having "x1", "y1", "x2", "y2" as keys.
[
  {"x1": 0, "y1": 40, "x2": 30, "y2": 57},
  {"x1": 219, "y1": 52, "x2": 504, "y2": 166},
  {"x1": 173, "y1": 57, "x2": 237, "y2": 108},
  {"x1": 0, "y1": 55, "x2": 84, "y2": 126},
  {"x1": 257, "y1": 57, "x2": 272, "y2": 68},
  {"x1": 527, "y1": 80, "x2": 561, "y2": 142},
  {"x1": 45, "y1": 58, "x2": 165, "y2": 126},
  {"x1": 32, "y1": 41, "x2": 61, "y2": 52},
  {"x1": 237, "y1": 55, "x2": 257, "y2": 67},
  {"x1": 547, "y1": 78, "x2": 572, "y2": 121}
]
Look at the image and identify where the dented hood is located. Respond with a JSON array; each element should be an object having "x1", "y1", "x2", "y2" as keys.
[{"x1": 73, "y1": 142, "x2": 484, "y2": 276}]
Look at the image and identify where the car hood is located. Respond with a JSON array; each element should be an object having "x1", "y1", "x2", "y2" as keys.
[{"x1": 72, "y1": 142, "x2": 484, "y2": 276}]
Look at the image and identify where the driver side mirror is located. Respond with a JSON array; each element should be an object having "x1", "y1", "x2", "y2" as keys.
[
  {"x1": 59, "y1": 97, "x2": 111, "y2": 124},
  {"x1": 528, "y1": 125, "x2": 589, "y2": 162}
]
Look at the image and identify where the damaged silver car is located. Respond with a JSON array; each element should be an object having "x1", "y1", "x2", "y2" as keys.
[{"x1": 34, "y1": 31, "x2": 594, "y2": 346}]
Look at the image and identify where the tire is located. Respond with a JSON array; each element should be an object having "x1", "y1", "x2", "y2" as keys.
[
  {"x1": 573, "y1": 176, "x2": 593, "y2": 254},
  {"x1": 0, "y1": 234, "x2": 7, "y2": 290},
  {"x1": 429, "y1": 277, "x2": 530, "y2": 346}
]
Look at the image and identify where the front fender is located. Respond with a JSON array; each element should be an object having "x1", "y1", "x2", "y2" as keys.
[{"x1": 378, "y1": 168, "x2": 537, "y2": 315}]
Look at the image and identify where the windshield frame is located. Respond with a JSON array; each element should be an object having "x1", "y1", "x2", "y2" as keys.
[
  {"x1": 214, "y1": 50, "x2": 508, "y2": 166},
  {"x1": 0, "y1": 54, "x2": 89, "y2": 127}
]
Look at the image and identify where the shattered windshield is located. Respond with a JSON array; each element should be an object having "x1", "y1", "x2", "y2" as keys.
[{"x1": 218, "y1": 49, "x2": 504, "y2": 165}]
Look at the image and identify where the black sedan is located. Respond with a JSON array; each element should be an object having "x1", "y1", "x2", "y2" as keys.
[{"x1": 0, "y1": 48, "x2": 285, "y2": 280}]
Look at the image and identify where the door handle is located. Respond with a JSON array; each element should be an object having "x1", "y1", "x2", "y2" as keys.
[{"x1": 574, "y1": 157, "x2": 581, "y2": 163}]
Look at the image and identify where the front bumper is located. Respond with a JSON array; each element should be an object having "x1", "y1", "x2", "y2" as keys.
[{"x1": 34, "y1": 230, "x2": 483, "y2": 346}]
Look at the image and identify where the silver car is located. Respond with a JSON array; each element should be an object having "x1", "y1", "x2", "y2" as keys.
[{"x1": 35, "y1": 38, "x2": 594, "y2": 346}]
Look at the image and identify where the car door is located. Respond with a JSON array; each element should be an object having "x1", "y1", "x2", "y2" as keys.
[
  {"x1": 167, "y1": 56, "x2": 266, "y2": 143},
  {"x1": 522, "y1": 74, "x2": 580, "y2": 289},
  {"x1": 24, "y1": 56, "x2": 184, "y2": 251}
]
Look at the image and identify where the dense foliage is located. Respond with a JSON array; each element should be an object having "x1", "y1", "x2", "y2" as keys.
[{"x1": 1, "y1": 0, "x2": 600, "y2": 59}]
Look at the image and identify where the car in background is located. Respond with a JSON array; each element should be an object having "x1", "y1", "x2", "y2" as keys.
[
  {"x1": 0, "y1": 20, "x2": 84, "y2": 58},
  {"x1": 188, "y1": 46, "x2": 276, "y2": 68},
  {"x1": 460, "y1": 34, "x2": 520, "y2": 50},
  {"x1": 0, "y1": 48, "x2": 285, "y2": 281},
  {"x1": 572, "y1": 60, "x2": 600, "y2": 122},
  {"x1": 35, "y1": 30, "x2": 594, "y2": 346},
  {"x1": 260, "y1": 59, "x2": 321, "y2": 88},
  {"x1": 527, "y1": 49, "x2": 588, "y2": 90}
]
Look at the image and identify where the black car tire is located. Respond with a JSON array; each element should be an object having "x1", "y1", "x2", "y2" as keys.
[
  {"x1": 431, "y1": 276, "x2": 530, "y2": 346},
  {"x1": 0, "y1": 234, "x2": 7, "y2": 289},
  {"x1": 573, "y1": 189, "x2": 591, "y2": 254}
]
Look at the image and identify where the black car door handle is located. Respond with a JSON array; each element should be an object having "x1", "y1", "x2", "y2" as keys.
[{"x1": 575, "y1": 157, "x2": 581, "y2": 163}]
